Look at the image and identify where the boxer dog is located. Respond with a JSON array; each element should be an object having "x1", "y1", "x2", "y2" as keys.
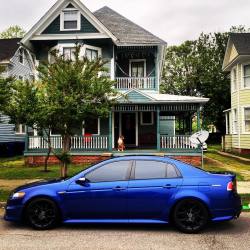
[{"x1": 117, "y1": 135, "x2": 125, "y2": 151}]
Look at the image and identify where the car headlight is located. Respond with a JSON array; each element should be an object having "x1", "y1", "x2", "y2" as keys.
[{"x1": 12, "y1": 191, "x2": 26, "y2": 199}]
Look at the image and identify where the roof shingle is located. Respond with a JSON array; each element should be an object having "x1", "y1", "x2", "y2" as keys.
[
  {"x1": 230, "y1": 33, "x2": 250, "y2": 55},
  {"x1": 94, "y1": 6, "x2": 167, "y2": 46}
]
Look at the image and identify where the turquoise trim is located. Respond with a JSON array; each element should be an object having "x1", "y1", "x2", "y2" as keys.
[{"x1": 24, "y1": 151, "x2": 201, "y2": 157}]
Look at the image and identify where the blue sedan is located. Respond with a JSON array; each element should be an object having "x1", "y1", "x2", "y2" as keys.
[{"x1": 4, "y1": 156, "x2": 242, "y2": 233}]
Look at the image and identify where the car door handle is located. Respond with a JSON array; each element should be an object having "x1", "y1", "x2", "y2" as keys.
[
  {"x1": 163, "y1": 184, "x2": 177, "y2": 189},
  {"x1": 112, "y1": 186, "x2": 126, "y2": 191}
]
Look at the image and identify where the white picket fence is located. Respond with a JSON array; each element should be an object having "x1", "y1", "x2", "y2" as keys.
[{"x1": 28, "y1": 135, "x2": 109, "y2": 150}]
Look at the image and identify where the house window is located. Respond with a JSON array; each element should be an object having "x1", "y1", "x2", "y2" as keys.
[
  {"x1": 63, "y1": 47, "x2": 76, "y2": 61},
  {"x1": 243, "y1": 65, "x2": 250, "y2": 88},
  {"x1": 140, "y1": 112, "x2": 154, "y2": 125},
  {"x1": 15, "y1": 124, "x2": 26, "y2": 134},
  {"x1": 244, "y1": 108, "x2": 250, "y2": 133},
  {"x1": 233, "y1": 109, "x2": 238, "y2": 134},
  {"x1": 61, "y1": 10, "x2": 80, "y2": 30},
  {"x1": 231, "y1": 68, "x2": 237, "y2": 91},
  {"x1": 86, "y1": 48, "x2": 98, "y2": 61},
  {"x1": 130, "y1": 60, "x2": 146, "y2": 77},
  {"x1": 19, "y1": 48, "x2": 24, "y2": 64},
  {"x1": 84, "y1": 118, "x2": 100, "y2": 135}
]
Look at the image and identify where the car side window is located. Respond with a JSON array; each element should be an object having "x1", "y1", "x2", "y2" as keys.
[
  {"x1": 85, "y1": 161, "x2": 130, "y2": 183},
  {"x1": 134, "y1": 161, "x2": 167, "y2": 180},
  {"x1": 166, "y1": 164, "x2": 180, "y2": 178}
]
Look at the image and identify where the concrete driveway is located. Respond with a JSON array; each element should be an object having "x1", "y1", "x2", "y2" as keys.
[{"x1": 0, "y1": 210, "x2": 250, "y2": 250}]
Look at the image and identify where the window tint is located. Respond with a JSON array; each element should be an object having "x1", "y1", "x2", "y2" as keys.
[
  {"x1": 166, "y1": 164, "x2": 179, "y2": 178},
  {"x1": 134, "y1": 161, "x2": 166, "y2": 180},
  {"x1": 85, "y1": 161, "x2": 130, "y2": 182}
]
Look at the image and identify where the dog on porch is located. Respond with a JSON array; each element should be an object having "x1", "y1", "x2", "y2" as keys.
[{"x1": 117, "y1": 135, "x2": 125, "y2": 151}]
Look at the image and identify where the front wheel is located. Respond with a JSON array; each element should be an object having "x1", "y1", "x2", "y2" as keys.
[
  {"x1": 173, "y1": 199, "x2": 209, "y2": 233},
  {"x1": 25, "y1": 198, "x2": 60, "y2": 230}
]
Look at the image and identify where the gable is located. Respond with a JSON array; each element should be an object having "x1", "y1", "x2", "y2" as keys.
[
  {"x1": 228, "y1": 44, "x2": 238, "y2": 64},
  {"x1": 42, "y1": 14, "x2": 99, "y2": 34},
  {"x1": 21, "y1": 0, "x2": 117, "y2": 45},
  {"x1": 117, "y1": 90, "x2": 154, "y2": 103},
  {"x1": 223, "y1": 40, "x2": 239, "y2": 71}
]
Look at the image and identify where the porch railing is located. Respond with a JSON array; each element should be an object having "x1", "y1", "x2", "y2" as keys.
[
  {"x1": 28, "y1": 135, "x2": 109, "y2": 151},
  {"x1": 115, "y1": 77, "x2": 155, "y2": 90},
  {"x1": 160, "y1": 135, "x2": 196, "y2": 150}
]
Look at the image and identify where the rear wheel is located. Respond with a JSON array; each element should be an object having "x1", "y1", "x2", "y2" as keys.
[
  {"x1": 25, "y1": 198, "x2": 59, "y2": 230},
  {"x1": 173, "y1": 199, "x2": 209, "y2": 233}
]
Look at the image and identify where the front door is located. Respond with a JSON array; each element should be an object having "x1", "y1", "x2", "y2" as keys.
[
  {"x1": 121, "y1": 113, "x2": 136, "y2": 147},
  {"x1": 63, "y1": 160, "x2": 131, "y2": 220}
]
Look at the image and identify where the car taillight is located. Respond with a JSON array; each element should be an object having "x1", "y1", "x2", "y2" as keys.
[{"x1": 227, "y1": 180, "x2": 237, "y2": 192}]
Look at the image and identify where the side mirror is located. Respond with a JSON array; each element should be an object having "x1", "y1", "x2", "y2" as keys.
[{"x1": 75, "y1": 177, "x2": 89, "y2": 186}]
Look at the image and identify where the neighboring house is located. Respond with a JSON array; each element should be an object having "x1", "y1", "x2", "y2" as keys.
[
  {"x1": 222, "y1": 33, "x2": 250, "y2": 154},
  {"x1": 18, "y1": 0, "x2": 208, "y2": 165},
  {"x1": 0, "y1": 38, "x2": 35, "y2": 156}
]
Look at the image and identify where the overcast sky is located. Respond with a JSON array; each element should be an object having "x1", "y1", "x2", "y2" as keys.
[{"x1": 1, "y1": 0, "x2": 250, "y2": 45}]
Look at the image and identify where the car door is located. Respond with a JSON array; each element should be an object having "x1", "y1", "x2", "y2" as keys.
[
  {"x1": 64, "y1": 160, "x2": 132, "y2": 220},
  {"x1": 128, "y1": 160, "x2": 183, "y2": 221}
]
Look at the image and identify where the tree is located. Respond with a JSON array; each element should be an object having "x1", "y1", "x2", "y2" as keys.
[
  {"x1": 4, "y1": 45, "x2": 117, "y2": 177},
  {"x1": 0, "y1": 67, "x2": 13, "y2": 115},
  {"x1": 161, "y1": 31, "x2": 230, "y2": 133},
  {"x1": 0, "y1": 25, "x2": 26, "y2": 39}
]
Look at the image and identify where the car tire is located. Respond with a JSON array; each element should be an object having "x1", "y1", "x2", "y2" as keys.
[
  {"x1": 25, "y1": 198, "x2": 60, "y2": 230},
  {"x1": 173, "y1": 199, "x2": 209, "y2": 233}
]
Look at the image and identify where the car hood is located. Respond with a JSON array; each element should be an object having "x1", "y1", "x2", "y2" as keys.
[{"x1": 12, "y1": 179, "x2": 64, "y2": 193}]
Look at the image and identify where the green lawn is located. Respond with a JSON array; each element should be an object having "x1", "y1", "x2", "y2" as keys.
[
  {"x1": 0, "y1": 157, "x2": 89, "y2": 180},
  {"x1": 0, "y1": 189, "x2": 10, "y2": 202},
  {"x1": 204, "y1": 147, "x2": 250, "y2": 181}
]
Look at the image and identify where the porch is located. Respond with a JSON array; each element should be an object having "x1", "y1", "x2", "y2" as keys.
[
  {"x1": 26, "y1": 134, "x2": 199, "y2": 153},
  {"x1": 25, "y1": 102, "x2": 202, "y2": 154}
]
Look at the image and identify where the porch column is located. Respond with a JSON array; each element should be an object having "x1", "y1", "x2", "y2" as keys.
[
  {"x1": 109, "y1": 111, "x2": 112, "y2": 151},
  {"x1": 157, "y1": 106, "x2": 160, "y2": 150},
  {"x1": 197, "y1": 106, "x2": 201, "y2": 131}
]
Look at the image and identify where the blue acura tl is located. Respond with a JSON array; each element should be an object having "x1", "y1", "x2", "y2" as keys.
[{"x1": 4, "y1": 156, "x2": 242, "y2": 233}]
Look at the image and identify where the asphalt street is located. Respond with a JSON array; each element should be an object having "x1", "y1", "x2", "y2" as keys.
[{"x1": 0, "y1": 209, "x2": 250, "y2": 250}]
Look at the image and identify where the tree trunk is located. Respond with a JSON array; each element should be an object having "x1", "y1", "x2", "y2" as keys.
[
  {"x1": 44, "y1": 136, "x2": 52, "y2": 172},
  {"x1": 61, "y1": 134, "x2": 71, "y2": 178}
]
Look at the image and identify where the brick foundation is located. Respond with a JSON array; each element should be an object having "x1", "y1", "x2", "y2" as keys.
[
  {"x1": 25, "y1": 155, "x2": 201, "y2": 167},
  {"x1": 170, "y1": 156, "x2": 201, "y2": 166}
]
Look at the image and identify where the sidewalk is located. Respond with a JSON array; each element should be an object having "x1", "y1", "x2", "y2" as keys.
[{"x1": 217, "y1": 151, "x2": 250, "y2": 163}]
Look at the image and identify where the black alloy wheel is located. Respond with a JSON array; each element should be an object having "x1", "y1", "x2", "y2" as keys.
[
  {"x1": 25, "y1": 198, "x2": 59, "y2": 230},
  {"x1": 173, "y1": 199, "x2": 209, "y2": 233}
]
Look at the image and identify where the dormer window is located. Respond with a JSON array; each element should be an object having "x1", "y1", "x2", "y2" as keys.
[{"x1": 60, "y1": 9, "x2": 81, "y2": 31}]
